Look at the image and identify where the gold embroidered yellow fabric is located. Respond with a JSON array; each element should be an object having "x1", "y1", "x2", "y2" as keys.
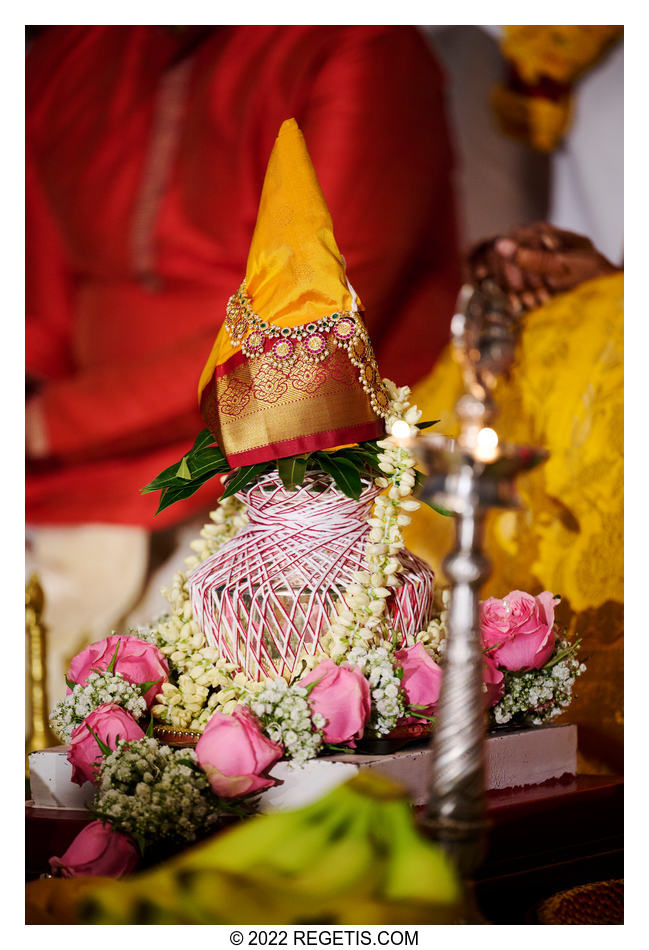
[
  {"x1": 406, "y1": 272, "x2": 624, "y2": 613},
  {"x1": 202, "y1": 348, "x2": 377, "y2": 462},
  {"x1": 198, "y1": 118, "x2": 385, "y2": 466}
]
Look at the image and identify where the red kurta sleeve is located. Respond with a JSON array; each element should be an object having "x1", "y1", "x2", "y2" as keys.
[{"x1": 28, "y1": 332, "x2": 213, "y2": 462}]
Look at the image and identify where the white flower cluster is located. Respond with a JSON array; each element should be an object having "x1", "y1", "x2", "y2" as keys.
[
  {"x1": 346, "y1": 645, "x2": 406, "y2": 736},
  {"x1": 490, "y1": 638, "x2": 586, "y2": 727},
  {"x1": 247, "y1": 678, "x2": 324, "y2": 764},
  {"x1": 49, "y1": 671, "x2": 147, "y2": 742},
  {"x1": 93, "y1": 737, "x2": 228, "y2": 851},
  {"x1": 326, "y1": 380, "x2": 421, "y2": 658}
]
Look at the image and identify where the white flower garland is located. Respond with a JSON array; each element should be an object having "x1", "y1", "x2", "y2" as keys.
[{"x1": 325, "y1": 381, "x2": 422, "y2": 660}]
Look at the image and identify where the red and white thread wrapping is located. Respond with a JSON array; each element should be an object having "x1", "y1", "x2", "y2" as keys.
[{"x1": 189, "y1": 472, "x2": 435, "y2": 681}]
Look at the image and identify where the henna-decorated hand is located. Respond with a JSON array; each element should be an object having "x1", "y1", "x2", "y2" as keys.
[{"x1": 466, "y1": 222, "x2": 618, "y2": 314}]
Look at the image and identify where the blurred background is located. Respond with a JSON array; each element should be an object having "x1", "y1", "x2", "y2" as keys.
[{"x1": 25, "y1": 25, "x2": 623, "y2": 771}]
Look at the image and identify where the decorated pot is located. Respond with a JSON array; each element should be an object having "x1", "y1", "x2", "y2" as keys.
[{"x1": 189, "y1": 472, "x2": 434, "y2": 680}]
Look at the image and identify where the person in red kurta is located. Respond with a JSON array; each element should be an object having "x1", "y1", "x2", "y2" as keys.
[{"x1": 26, "y1": 25, "x2": 460, "y2": 530}]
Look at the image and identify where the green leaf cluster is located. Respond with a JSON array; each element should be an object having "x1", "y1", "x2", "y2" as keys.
[
  {"x1": 141, "y1": 429, "x2": 231, "y2": 514},
  {"x1": 141, "y1": 420, "x2": 451, "y2": 515}
]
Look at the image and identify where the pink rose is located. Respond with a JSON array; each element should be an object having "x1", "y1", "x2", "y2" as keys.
[
  {"x1": 68, "y1": 703, "x2": 145, "y2": 786},
  {"x1": 49, "y1": 820, "x2": 139, "y2": 878},
  {"x1": 299, "y1": 658, "x2": 371, "y2": 745},
  {"x1": 394, "y1": 643, "x2": 443, "y2": 714},
  {"x1": 480, "y1": 590, "x2": 556, "y2": 672},
  {"x1": 482, "y1": 652, "x2": 505, "y2": 709},
  {"x1": 196, "y1": 706, "x2": 283, "y2": 798},
  {"x1": 67, "y1": 634, "x2": 169, "y2": 707}
]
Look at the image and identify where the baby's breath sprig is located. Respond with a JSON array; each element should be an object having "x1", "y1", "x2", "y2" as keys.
[
  {"x1": 245, "y1": 678, "x2": 325, "y2": 764},
  {"x1": 346, "y1": 645, "x2": 405, "y2": 736},
  {"x1": 490, "y1": 634, "x2": 586, "y2": 727},
  {"x1": 92, "y1": 737, "x2": 243, "y2": 852},
  {"x1": 49, "y1": 670, "x2": 147, "y2": 743}
]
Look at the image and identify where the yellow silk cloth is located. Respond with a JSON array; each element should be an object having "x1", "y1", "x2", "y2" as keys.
[
  {"x1": 198, "y1": 119, "x2": 358, "y2": 400},
  {"x1": 197, "y1": 118, "x2": 383, "y2": 465},
  {"x1": 406, "y1": 273, "x2": 624, "y2": 770},
  {"x1": 493, "y1": 25, "x2": 623, "y2": 152},
  {"x1": 501, "y1": 25, "x2": 623, "y2": 85}
]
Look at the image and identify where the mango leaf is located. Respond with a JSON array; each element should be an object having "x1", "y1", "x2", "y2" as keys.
[
  {"x1": 358, "y1": 439, "x2": 381, "y2": 455},
  {"x1": 176, "y1": 456, "x2": 192, "y2": 480},
  {"x1": 181, "y1": 446, "x2": 230, "y2": 480},
  {"x1": 416, "y1": 419, "x2": 440, "y2": 430},
  {"x1": 141, "y1": 459, "x2": 191, "y2": 493},
  {"x1": 143, "y1": 449, "x2": 229, "y2": 498},
  {"x1": 277, "y1": 454, "x2": 309, "y2": 491},
  {"x1": 156, "y1": 469, "x2": 219, "y2": 514},
  {"x1": 221, "y1": 463, "x2": 271, "y2": 500},
  {"x1": 141, "y1": 430, "x2": 227, "y2": 495},
  {"x1": 346, "y1": 448, "x2": 383, "y2": 473},
  {"x1": 190, "y1": 428, "x2": 216, "y2": 453},
  {"x1": 316, "y1": 453, "x2": 362, "y2": 500}
]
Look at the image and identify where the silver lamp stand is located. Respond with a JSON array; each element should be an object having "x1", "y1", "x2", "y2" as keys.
[{"x1": 402, "y1": 282, "x2": 547, "y2": 919}]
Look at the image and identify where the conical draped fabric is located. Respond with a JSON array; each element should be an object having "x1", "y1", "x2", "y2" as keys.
[{"x1": 198, "y1": 118, "x2": 388, "y2": 466}]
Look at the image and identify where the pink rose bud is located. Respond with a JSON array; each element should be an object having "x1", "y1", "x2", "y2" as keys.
[
  {"x1": 196, "y1": 705, "x2": 283, "y2": 798},
  {"x1": 480, "y1": 590, "x2": 556, "y2": 672},
  {"x1": 67, "y1": 634, "x2": 169, "y2": 707},
  {"x1": 482, "y1": 652, "x2": 505, "y2": 709},
  {"x1": 394, "y1": 642, "x2": 443, "y2": 713},
  {"x1": 299, "y1": 658, "x2": 371, "y2": 745},
  {"x1": 67, "y1": 703, "x2": 145, "y2": 786},
  {"x1": 49, "y1": 820, "x2": 139, "y2": 878}
]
